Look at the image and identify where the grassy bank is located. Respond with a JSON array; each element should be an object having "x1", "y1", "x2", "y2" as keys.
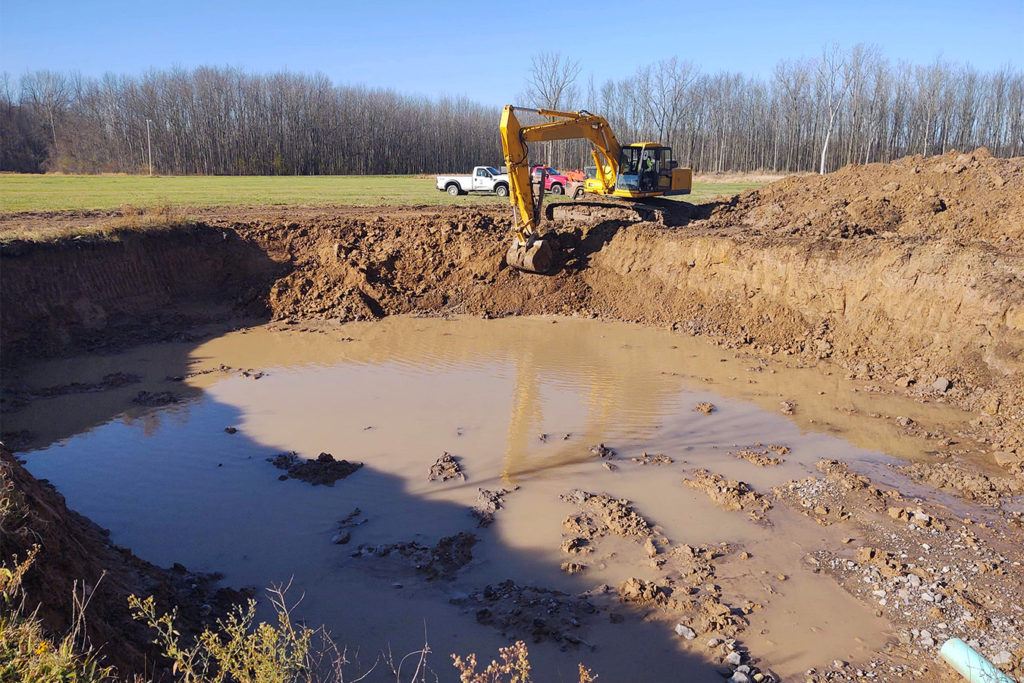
[{"x1": 0, "y1": 173, "x2": 772, "y2": 213}]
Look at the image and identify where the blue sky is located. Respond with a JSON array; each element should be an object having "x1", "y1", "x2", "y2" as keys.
[{"x1": 1, "y1": 0, "x2": 1021, "y2": 104}]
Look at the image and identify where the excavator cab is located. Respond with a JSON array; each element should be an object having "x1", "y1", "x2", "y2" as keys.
[{"x1": 614, "y1": 144, "x2": 684, "y2": 197}]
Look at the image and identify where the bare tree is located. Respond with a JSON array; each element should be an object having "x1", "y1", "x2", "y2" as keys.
[
  {"x1": 815, "y1": 45, "x2": 853, "y2": 174},
  {"x1": 20, "y1": 70, "x2": 70, "y2": 147},
  {"x1": 522, "y1": 52, "x2": 582, "y2": 166},
  {"x1": 2, "y1": 53, "x2": 1022, "y2": 176}
]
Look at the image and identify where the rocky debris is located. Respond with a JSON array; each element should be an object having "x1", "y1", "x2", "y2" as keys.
[
  {"x1": 269, "y1": 451, "x2": 362, "y2": 485},
  {"x1": 589, "y1": 443, "x2": 616, "y2": 459},
  {"x1": 695, "y1": 402, "x2": 716, "y2": 415},
  {"x1": 471, "y1": 487, "x2": 515, "y2": 527},
  {"x1": 774, "y1": 459, "x2": 899, "y2": 526},
  {"x1": 631, "y1": 451, "x2": 674, "y2": 465},
  {"x1": 356, "y1": 532, "x2": 476, "y2": 581},
  {"x1": 684, "y1": 469, "x2": 772, "y2": 521},
  {"x1": 674, "y1": 623, "x2": 696, "y2": 639},
  {"x1": 428, "y1": 451, "x2": 465, "y2": 482},
  {"x1": 224, "y1": 426, "x2": 237, "y2": 434},
  {"x1": 561, "y1": 561, "x2": 586, "y2": 575},
  {"x1": 933, "y1": 377, "x2": 952, "y2": 393},
  {"x1": 775, "y1": 460, "x2": 1024, "y2": 677},
  {"x1": 779, "y1": 401, "x2": 796, "y2": 415},
  {"x1": 131, "y1": 390, "x2": 179, "y2": 407},
  {"x1": 886, "y1": 505, "x2": 948, "y2": 531},
  {"x1": 453, "y1": 579, "x2": 596, "y2": 646}
]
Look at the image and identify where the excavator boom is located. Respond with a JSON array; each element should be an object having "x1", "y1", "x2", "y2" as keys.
[
  {"x1": 498, "y1": 104, "x2": 691, "y2": 274},
  {"x1": 499, "y1": 106, "x2": 621, "y2": 273}
]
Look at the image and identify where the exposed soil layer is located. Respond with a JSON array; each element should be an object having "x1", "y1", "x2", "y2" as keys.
[
  {"x1": 2, "y1": 150, "x2": 1023, "y2": 678},
  {"x1": 0, "y1": 446, "x2": 245, "y2": 676}
]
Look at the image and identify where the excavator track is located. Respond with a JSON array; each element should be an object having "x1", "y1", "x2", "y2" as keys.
[{"x1": 545, "y1": 196, "x2": 695, "y2": 227}]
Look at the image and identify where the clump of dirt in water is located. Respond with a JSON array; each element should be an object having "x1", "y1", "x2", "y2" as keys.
[
  {"x1": 428, "y1": 451, "x2": 465, "y2": 481},
  {"x1": 695, "y1": 402, "x2": 716, "y2": 415},
  {"x1": 732, "y1": 444, "x2": 790, "y2": 467},
  {"x1": 683, "y1": 469, "x2": 772, "y2": 521},
  {"x1": 899, "y1": 461, "x2": 1024, "y2": 504},
  {"x1": 269, "y1": 451, "x2": 362, "y2": 485},
  {"x1": 631, "y1": 451, "x2": 674, "y2": 465},
  {"x1": 471, "y1": 487, "x2": 515, "y2": 527},
  {"x1": 560, "y1": 489, "x2": 656, "y2": 540},
  {"x1": 132, "y1": 390, "x2": 179, "y2": 407},
  {"x1": 356, "y1": 532, "x2": 476, "y2": 581},
  {"x1": 454, "y1": 579, "x2": 597, "y2": 646}
]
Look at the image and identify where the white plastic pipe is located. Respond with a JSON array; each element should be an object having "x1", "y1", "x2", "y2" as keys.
[{"x1": 939, "y1": 638, "x2": 1014, "y2": 683}]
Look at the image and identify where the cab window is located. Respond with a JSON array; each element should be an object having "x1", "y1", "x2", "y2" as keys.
[{"x1": 476, "y1": 168, "x2": 490, "y2": 177}]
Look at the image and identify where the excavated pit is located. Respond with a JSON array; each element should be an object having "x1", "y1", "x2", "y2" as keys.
[{"x1": 1, "y1": 149, "x2": 1023, "y2": 680}]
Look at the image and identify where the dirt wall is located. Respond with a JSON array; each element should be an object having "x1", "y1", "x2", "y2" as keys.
[{"x1": 0, "y1": 225, "x2": 282, "y2": 364}]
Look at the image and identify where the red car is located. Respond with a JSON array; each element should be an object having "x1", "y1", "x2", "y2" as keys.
[{"x1": 530, "y1": 165, "x2": 570, "y2": 195}]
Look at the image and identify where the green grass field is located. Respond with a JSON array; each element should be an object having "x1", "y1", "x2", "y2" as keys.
[{"x1": 0, "y1": 173, "x2": 768, "y2": 213}]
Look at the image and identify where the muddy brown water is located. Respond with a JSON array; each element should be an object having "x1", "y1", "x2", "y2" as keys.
[{"x1": 6, "y1": 316, "x2": 974, "y2": 681}]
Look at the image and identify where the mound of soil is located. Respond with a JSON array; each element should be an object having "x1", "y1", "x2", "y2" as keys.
[
  {"x1": 270, "y1": 451, "x2": 362, "y2": 485},
  {"x1": 428, "y1": 451, "x2": 465, "y2": 482},
  {"x1": 704, "y1": 148, "x2": 1024, "y2": 241}
]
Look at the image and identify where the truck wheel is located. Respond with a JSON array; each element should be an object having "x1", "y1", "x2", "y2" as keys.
[
  {"x1": 573, "y1": 186, "x2": 584, "y2": 199},
  {"x1": 446, "y1": 183, "x2": 461, "y2": 196},
  {"x1": 550, "y1": 183, "x2": 564, "y2": 195},
  {"x1": 494, "y1": 184, "x2": 509, "y2": 197}
]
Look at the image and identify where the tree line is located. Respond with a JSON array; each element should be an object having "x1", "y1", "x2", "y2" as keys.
[{"x1": 2, "y1": 45, "x2": 1022, "y2": 176}]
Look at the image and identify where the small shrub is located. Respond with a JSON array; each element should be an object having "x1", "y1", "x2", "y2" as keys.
[
  {"x1": 128, "y1": 587, "x2": 312, "y2": 683},
  {"x1": 451, "y1": 641, "x2": 595, "y2": 683},
  {"x1": 0, "y1": 549, "x2": 115, "y2": 682}
]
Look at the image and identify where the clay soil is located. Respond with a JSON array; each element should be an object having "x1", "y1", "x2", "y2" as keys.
[{"x1": 1, "y1": 148, "x2": 1023, "y2": 680}]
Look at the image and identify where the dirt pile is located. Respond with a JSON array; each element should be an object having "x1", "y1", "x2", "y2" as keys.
[
  {"x1": 704, "y1": 148, "x2": 1024, "y2": 241},
  {"x1": 0, "y1": 446, "x2": 242, "y2": 676},
  {"x1": 472, "y1": 487, "x2": 515, "y2": 527},
  {"x1": 269, "y1": 451, "x2": 363, "y2": 485},
  {"x1": 428, "y1": 451, "x2": 465, "y2": 482},
  {"x1": 683, "y1": 469, "x2": 772, "y2": 521}
]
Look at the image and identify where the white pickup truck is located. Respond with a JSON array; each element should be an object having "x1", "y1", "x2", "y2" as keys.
[{"x1": 436, "y1": 166, "x2": 509, "y2": 197}]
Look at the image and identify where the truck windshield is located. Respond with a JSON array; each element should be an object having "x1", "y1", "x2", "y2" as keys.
[{"x1": 486, "y1": 167, "x2": 500, "y2": 176}]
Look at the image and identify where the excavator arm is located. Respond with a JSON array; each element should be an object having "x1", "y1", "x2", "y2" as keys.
[{"x1": 499, "y1": 105, "x2": 622, "y2": 273}]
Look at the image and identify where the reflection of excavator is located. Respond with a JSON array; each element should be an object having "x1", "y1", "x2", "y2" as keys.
[{"x1": 499, "y1": 105, "x2": 693, "y2": 273}]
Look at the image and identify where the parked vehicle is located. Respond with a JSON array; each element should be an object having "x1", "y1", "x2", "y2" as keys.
[
  {"x1": 529, "y1": 165, "x2": 570, "y2": 195},
  {"x1": 436, "y1": 166, "x2": 509, "y2": 196}
]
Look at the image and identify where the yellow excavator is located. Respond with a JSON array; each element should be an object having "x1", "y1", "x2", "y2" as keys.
[{"x1": 499, "y1": 105, "x2": 693, "y2": 273}]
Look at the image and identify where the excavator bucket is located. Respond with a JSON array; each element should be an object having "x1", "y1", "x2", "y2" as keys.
[{"x1": 506, "y1": 238, "x2": 555, "y2": 274}]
